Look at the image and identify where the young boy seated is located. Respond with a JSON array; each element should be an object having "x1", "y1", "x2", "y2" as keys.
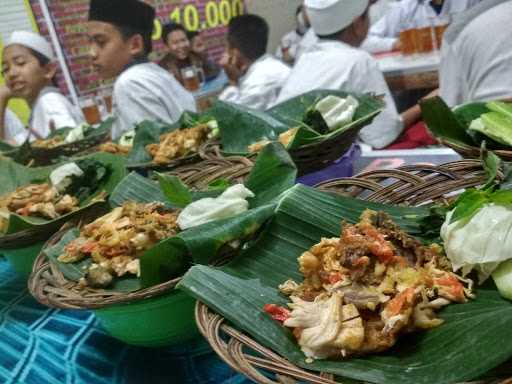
[
  {"x1": 86, "y1": 0, "x2": 196, "y2": 140},
  {"x1": 218, "y1": 15, "x2": 291, "y2": 110}
]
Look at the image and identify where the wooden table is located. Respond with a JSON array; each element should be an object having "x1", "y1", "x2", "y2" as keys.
[{"x1": 376, "y1": 51, "x2": 440, "y2": 91}]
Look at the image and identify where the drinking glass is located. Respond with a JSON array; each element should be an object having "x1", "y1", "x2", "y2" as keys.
[
  {"x1": 80, "y1": 97, "x2": 101, "y2": 125},
  {"x1": 399, "y1": 21, "x2": 418, "y2": 55},
  {"x1": 181, "y1": 66, "x2": 205, "y2": 92}
]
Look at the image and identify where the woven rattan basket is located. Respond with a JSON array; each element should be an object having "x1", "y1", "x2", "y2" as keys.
[
  {"x1": 194, "y1": 159, "x2": 512, "y2": 384},
  {"x1": 200, "y1": 132, "x2": 364, "y2": 177},
  {"x1": 287, "y1": 128, "x2": 361, "y2": 176},
  {"x1": 167, "y1": 155, "x2": 254, "y2": 189},
  {"x1": 28, "y1": 156, "x2": 256, "y2": 310},
  {"x1": 440, "y1": 139, "x2": 512, "y2": 161}
]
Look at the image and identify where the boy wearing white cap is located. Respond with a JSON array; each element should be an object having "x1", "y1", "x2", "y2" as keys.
[
  {"x1": 86, "y1": 0, "x2": 196, "y2": 140},
  {"x1": 277, "y1": 0, "x2": 422, "y2": 149},
  {"x1": 0, "y1": 31, "x2": 83, "y2": 143}
]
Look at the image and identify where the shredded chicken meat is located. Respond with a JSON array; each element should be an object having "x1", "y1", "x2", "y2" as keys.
[
  {"x1": 264, "y1": 210, "x2": 474, "y2": 360},
  {"x1": 146, "y1": 124, "x2": 209, "y2": 165},
  {"x1": 58, "y1": 202, "x2": 179, "y2": 288},
  {"x1": 0, "y1": 184, "x2": 79, "y2": 232}
]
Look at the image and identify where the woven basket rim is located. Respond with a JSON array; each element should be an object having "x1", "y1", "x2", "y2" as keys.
[
  {"x1": 28, "y1": 156, "x2": 256, "y2": 310},
  {"x1": 29, "y1": 131, "x2": 110, "y2": 156},
  {"x1": 193, "y1": 159, "x2": 509, "y2": 384},
  {"x1": 439, "y1": 138, "x2": 512, "y2": 158}
]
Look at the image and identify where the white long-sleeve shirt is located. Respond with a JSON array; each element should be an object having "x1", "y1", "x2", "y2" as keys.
[
  {"x1": 218, "y1": 54, "x2": 291, "y2": 110},
  {"x1": 275, "y1": 30, "x2": 304, "y2": 62},
  {"x1": 30, "y1": 86, "x2": 84, "y2": 141},
  {"x1": 361, "y1": 0, "x2": 481, "y2": 53},
  {"x1": 439, "y1": 0, "x2": 512, "y2": 107},
  {"x1": 112, "y1": 62, "x2": 197, "y2": 140},
  {"x1": 276, "y1": 40, "x2": 403, "y2": 149},
  {"x1": 4, "y1": 109, "x2": 27, "y2": 145},
  {"x1": 294, "y1": 29, "x2": 319, "y2": 60}
]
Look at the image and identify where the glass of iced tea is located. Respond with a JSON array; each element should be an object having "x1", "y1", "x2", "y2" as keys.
[
  {"x1": 416, "y1": 24, "x2": 434, "y2": 54},
  {"x1": 80, "y1": 98, "x2": 101, "y2": 125},
  {"x1": 434, "y1": 16, "x2": 451, "y2": 50},
  {"x1": 181, "y1": 66, "x2": 205, "y2": 92},
  {"x1": 400, "y1": 28, "x2": 417, "y2": 55}
]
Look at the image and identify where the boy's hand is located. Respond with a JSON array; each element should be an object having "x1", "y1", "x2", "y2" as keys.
[
  {"x1": 0, "y1": 86, "x2": 12, "y2": 103},
  {"x1": 220, "y1": 52, "x2": 242, "y2": 86}
]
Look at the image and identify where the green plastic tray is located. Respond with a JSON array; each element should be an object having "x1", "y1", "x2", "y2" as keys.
[
  {"x1": 94, "y1": 289, "x2": 199, "y2": 347},
  {"x1": 1, "y1": 242, "x2": 45, "y2": 277}
]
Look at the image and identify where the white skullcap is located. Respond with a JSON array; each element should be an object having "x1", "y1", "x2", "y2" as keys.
[
  {"x1": 5, "y1": 31, "x2": 55, "y2": 61},
  {"x1": 305, "y1": 0, "x2": 369, "y2": 36}
]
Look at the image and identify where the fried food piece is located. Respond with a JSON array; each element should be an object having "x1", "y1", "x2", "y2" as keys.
[{"x1": 99, "y1": 142, "x2": 132, "y2": 155}]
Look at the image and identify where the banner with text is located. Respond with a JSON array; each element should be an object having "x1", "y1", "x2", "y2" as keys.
[{"x1": 29, "y1": 0, "x2": 244, "y2": 97}]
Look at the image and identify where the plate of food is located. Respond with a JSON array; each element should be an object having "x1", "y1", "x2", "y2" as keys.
[
  {"x1": 0, "y1": 152, "x2": 126, "y2": 275},
  {"x1": 421, "y1": 96, "x2": 512, "y2": 160},
  {"x1": 16, "y1": 118, "x2": 115, "y2": 166},
  {"x1": 28, "y1": 143, "x2": 297, "y2": 346},
  {"x1": 179, "y1": 159, "x2": 512, "y2": 384},
  {"x1": 125, "y1": 112, "x2": 219, "y2": 172},
  {"x1": 210, "y1": 90, "x2": 383, "y2": 175}
]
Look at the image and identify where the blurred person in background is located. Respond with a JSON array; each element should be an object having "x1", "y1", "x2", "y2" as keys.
[
  {"x1": 160, "y1": 24, "x2": 220, "y2": 85},
  {"x1": 361, "y1": 0, "x2": 481, "y2": 53},
  {"x1": 86, "y1": 0, "x2": 196, "y2": 140},
  {"x1": 439, "y1": 0, "x2": 512, "y2": 106},
  {"x1": 277, "y1": 0, "x2": 425, "y2": 149},
  {"x1": 275, "y1": 4, "x2": 310, "y2": 65},
  {"x1": 218, "y1": 14, "x2": 291, "y2": 110},
  {"x1": 0, "y1": 31, "x2": 83, "y2": 144}
]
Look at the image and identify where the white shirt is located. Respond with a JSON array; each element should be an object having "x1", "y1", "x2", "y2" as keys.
[
  {"x1": 294, "y1": 29, "x2": 319, "y2": 61},
  {"x1": 362, "y1": 0, "x2": 481, "y2": 53},
  {"x1": 4, "y1": 109, "x2": 27, "y2": 145},
  {"x1": 219, "y1": 54, "x2": 291, "y2": 110},
  {"x1": 275, "y1": 30, "x2": 304, "y2": 62},
  {"x1": 439, "y1": 1, "x2": 512, "y2": 107},
  {"x1": 30, "y1": 87, "x2": 83, "y2": 141},
  {"x1": 276, "y1": 40, "x2": 403, "y2": 149},
  {"x1": 112, "y1": 62, "x2": 197, "y2": 140}
]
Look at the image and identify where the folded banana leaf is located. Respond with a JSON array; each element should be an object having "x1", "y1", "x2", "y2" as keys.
[
  {"x1": 0, "y1": 141, "x2": 15, "y2": 152},
  {"x1": 0, "y1": 152, "x2": 126, "y2": 242},
  {"x1": 47, "y1": 143, "x2": 297, "y2": 291},
  {"x1": 420, "y1": 97, "x2": 511, "y2": 150},
  {"x1": 178, "y1": 184, "x2": 512, "y2": 384},
  {"x1": 43, "y1": 117, "x2": 113, "y2": 141},
  {"x1": 209, "y1": 100, "x2": 289, "y2": 155},
  {"x1": 125, "y1": 111, "x2": 205, "y2": 167},
  {"x1": 15, "y1": 118, "x2": 115, "y2": 166},
  {"x1": 267, "y1": 90, "x2": 384, "y2": 149}
]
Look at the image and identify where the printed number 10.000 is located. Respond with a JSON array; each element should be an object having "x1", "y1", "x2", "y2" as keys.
[{"x1": 171, "y1": 0, "x2": 243, "y2": 32}]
